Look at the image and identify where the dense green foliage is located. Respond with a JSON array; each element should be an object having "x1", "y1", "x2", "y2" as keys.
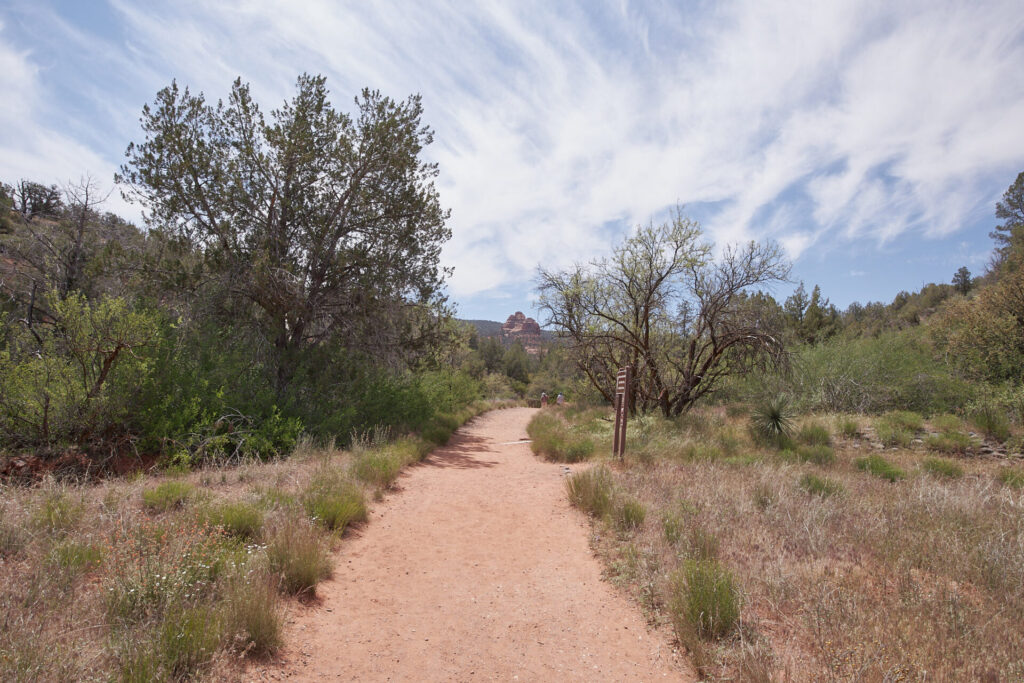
[{"x1": 0, "y1": 74, "x2": 486, "y2": 469}]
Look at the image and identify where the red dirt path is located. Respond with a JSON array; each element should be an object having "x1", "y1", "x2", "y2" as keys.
[{"x1": 255, "y1": 408, "x2": 692, "y2": 681}]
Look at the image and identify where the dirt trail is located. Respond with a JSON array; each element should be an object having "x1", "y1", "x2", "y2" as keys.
[{"x1": 256, "y1": 408, "x2": 690, "y2": 681}]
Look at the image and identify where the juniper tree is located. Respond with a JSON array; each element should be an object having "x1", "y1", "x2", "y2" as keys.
[{"x1": 118, "y1": 74, "x2": 451, "y2": 392}]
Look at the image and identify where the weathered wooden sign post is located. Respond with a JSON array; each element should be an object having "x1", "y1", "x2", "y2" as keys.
[{"x1": 612, "y1": 365, "x2": 632, "y2": 459}]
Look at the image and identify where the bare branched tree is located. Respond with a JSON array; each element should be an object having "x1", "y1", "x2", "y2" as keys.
[{"x1": 538, "y1": 211, "x2": 790, "y2": 416}]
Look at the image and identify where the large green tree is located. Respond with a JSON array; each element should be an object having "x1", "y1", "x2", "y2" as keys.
[{"x1": 118, "y1": 74, "x2": 451, "y2": 391}]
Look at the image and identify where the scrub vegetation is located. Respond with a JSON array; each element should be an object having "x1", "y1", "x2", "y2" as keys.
[
  {"x1": 0, "y1": 401, "x2": 504, "y2": 681},
  {"x1": 532, "y1": 172, "x2": 1024, "y2": 679}
]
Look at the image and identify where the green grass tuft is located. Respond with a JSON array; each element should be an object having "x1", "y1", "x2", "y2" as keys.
[
  {"x1": 855, "y1": 454, "x2": 906, "y2": 482},
  {"x1": 48, "y1": 539, "x2": 103, "y2": 573},
  {"x1": 971, "y1": 405, "x2": 1012, "y2": 442},
  {"x1": 223, "y1": 571, "x2": 282, "y2": 656},
  {"x1": 527, "y1": 412, "x2": 595, "y2": 462},
  {"x1": 929, "y1": 414, "x2": 963, "y2": 433},
  {"x1": 301, "y1": 468, "x2": 367, "y2": 534},
  {"x1": 997, "y1": 466, "x2": 1024, "y2": 489},
  {"x1": 796, "y1": 444, "x2": 835, "y2": 466},
  {"x1": 925, "y1": 432, "x2": 971, "y2": 454},
  {"x1": 797, "y1": 421, "x2": 832, "y2": 446},
  {"x1": 615, "y1": 498, "x2": 647, "y2": 531},
  {"x1": 885, "y1": 410, "x2": 924, "y2": 432},
  {"x1": 668, "y1": 559, "x2": 740, "y2": 641},
  {"x1": 799, "y1": 473, "x2": 844, "y2": 497},
  {"x1": 350, "y1": 450, "x2": 403, "y2": 488},
  {"x1": 158, "y1": 606, "x2": 222, "y2": 678},
  {"x1": 142, "y1": 481, "x2": 194, "y2": 512},
  {"x1": 921, "y1": 457, "x2": 964, "y2": 479},
  {"x1": 875, "y1": 421, "x2": 914, "y2": 448},
  {"x1": 33, "y1": 492, "x2": 84, "y2": 533},
  {"x1": 838, "y1": 418, "x2": 860, "y2": 438},
  {"x1": 201, "y1": 501, "x2": 264, "y2": 540}
]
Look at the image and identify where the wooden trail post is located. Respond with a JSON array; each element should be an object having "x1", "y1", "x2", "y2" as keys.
[{"x1": 612, "y1": 365, "x2": 632, "y2": 459}]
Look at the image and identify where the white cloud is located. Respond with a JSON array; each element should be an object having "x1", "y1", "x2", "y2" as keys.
[{"x1": 1, "y1": 0, "x2": 1022, "y2": 303}]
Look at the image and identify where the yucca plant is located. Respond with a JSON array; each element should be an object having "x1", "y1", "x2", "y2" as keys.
[{"x1": 750, "y1": 397, "x2": 794, "y2": 447}]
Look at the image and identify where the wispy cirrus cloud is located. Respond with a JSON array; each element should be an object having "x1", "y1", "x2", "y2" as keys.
[{"x1": 0, "y1": 0, "x2": 1022, "y2": 316}]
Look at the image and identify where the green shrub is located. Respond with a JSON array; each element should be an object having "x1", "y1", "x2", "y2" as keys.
[
  {"x1": 301, "y1": 468, "x2": 367, "y2": 533},
  {"x1": 971, "y1": 405, "x2": 1012, "y2": 442},
  {"x1": 925, "y1": 432, "x2": 971, "y2": 454},
  {"x1": 750, "y1": 397, "x2": 794, "y2": 447},
  {"x1": 201, "y1": 502, "x2": 263, "y2": 540},
  {"x1": 266, "y1": 517, "x2": 332, "y2": 595},
  {"x1": 668, "y1": 559, "x2": 740, "y2": 640},
  {"x1": 793, "y1": 330, "x2": 972, "y2": 414},
  {"x1": 351, "y1": 450, "x2": 403, "y2": 488},
  {"x1": 997, "y1": 467, "x2": 1024, "y2": 489},
  {"x1": 921, "y1": 457, "x2": 964, "y2": 479},
  {"x1": 421, "y1": 422, "x2": 454, "y2": 446},
  {"x1": 158, "y1": 606, "x2": 222, "y2": 678},
  {"x1": 799, "y1": 473, "x2": 844, "y2": 497},
  {"x1": 796, "y1": 444, "x2": 835, "y2": 466},
  {"x1": 565, "y1": 466, "x2": 615, "y2": 518},
  {"x1": 0, "y1": 293, "x2": 159, "y2": 451},
  {"x1": 855, "y1": 454, "x2": 906, "y2": 482},
  {"x1": 797, "y1": 421, "x2": 831, "y2": 446},
  {"x1": 615, "y1": 498, "x2": 646, "y2": 531},
  {"x1": 142, "y1": 481, "x2": 194, "y2": 512}
]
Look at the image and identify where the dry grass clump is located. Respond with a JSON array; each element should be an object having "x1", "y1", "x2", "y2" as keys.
[
  {"x1": 266, "y1": 515, "x2": 332, "y2": 596},
  {"x1": 558, "y1": 405, "x2": 1024, "y2": 679},
  {"x1": 565, "y1": 466, "x2": 615, "y2": 518}
]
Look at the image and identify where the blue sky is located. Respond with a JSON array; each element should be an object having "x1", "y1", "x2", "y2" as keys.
[{"x1": 1, "y1": 1, "x2": 1023, "y2": 322}]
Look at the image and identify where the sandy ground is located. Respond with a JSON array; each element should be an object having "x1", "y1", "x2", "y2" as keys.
[{"x1": 253, "y1": 408, "x2": 691, "y2": 682}]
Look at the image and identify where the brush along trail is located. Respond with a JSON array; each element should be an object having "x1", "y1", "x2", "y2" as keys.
[{"x1": 255, "y1": 407, "x2": 690, "y2": 681}]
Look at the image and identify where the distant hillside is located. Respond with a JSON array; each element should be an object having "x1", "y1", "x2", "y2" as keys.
[
  {"x1": 461, "y1": 316, "x2": 556, "y2": 344},
  {"x1": 462, "y1": 319, "x2": 505, "y2": 338}
]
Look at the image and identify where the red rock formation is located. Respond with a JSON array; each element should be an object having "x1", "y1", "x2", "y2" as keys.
[{"x1": 501, "y1": 311, "x2": 543, "y2": 354}]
